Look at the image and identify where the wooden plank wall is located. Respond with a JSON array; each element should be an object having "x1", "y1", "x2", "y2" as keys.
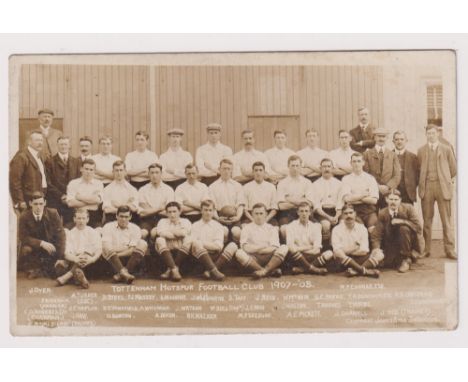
[{"x1": 19, "y1": 64, "x2": 383, "y2": 157}]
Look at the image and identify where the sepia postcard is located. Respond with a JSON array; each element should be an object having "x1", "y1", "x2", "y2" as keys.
[{"x1": 8, "y1": 50, "x2": 457, "y2": 336}]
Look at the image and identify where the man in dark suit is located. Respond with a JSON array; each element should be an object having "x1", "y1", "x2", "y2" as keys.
[
  {"x1": 18, "y1": 192, "x2": 66, "y2": 279},
  {"x1": 371, "y1": 189, "x2": 422, "y2": 273},
  {"x1": 10, "y1": 130, "x2": 48, "y2": 213},
  {"x1": 349, "y1": 107, "x2": 376, "y2": 153},
  {"x1": 418, "y1": 124, "x2": 457, "y2": 259},
  {"x1": 392, "y1": 130, "x2": 420, "y2": 204},
  {"x1": 45, "y1": 136, "x2": 81, "y2": 226},
  {"x1": 363, "y1": 128, "x2": 401, "y2": 208},
  {"x1": 36, "y1": 108, "x2": 62, "y2": 160}
]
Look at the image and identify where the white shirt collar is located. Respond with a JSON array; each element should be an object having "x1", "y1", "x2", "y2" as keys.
[
  {"x1": 375, "y1": 145, "x2": 385, "y2": 153},
  {"x1": 40, "y1": 125, "x2": 50, "y2": 132},
  {"x1": 360, "y1": 123, "x2": 369, "y2": 129},
  {"x1": 430, "y1": 142, "x2": 439, "y2": 150},
  {"x1": 395, "y1": 148, "x2": 406, "y2": 155},
  {"x1": 27, "y1": 145, "x2": 40, "y2": 158},
  {"x1": 59, "y1": 153, "x2": 68, "y2": 162},
  {"x1": 33, "y1": 212, "x2": 43, "y2": 221}
]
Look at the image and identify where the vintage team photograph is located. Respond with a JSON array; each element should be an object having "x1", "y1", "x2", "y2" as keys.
[{"x1": 8, "y1": 50, "x2": 457, "y2": 335}]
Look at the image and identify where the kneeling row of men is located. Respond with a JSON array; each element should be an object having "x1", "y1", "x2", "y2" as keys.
[{"x1": 19, "y1": 186, "x2": 421, "y2": 288}]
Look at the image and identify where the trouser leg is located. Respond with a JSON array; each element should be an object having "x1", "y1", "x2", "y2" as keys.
[
  {"x1": 435, "y1": 188, "x2": 455, "y2": 256},
  {"x1": 421, "y1": 184, "x2": 436, "y2": 255}
]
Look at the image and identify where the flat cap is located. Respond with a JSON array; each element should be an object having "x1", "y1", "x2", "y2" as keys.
[
  {"x1": 373, "y1": 127, "x2": 389, "y2": 136},
  {"x1": 206, "y1": 122, "x2": 222, "y2": 131},
  {"x1": 38, "y1": 108, "x2": 55, "y2": 116},
  {"x1": 167, "y1": 128, "x2": 184, "y2": 136}
]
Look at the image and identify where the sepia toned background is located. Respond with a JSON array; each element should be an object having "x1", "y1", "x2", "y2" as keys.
[{"x1": 16, "y1": 60, "x2": 455, "y2": 238}]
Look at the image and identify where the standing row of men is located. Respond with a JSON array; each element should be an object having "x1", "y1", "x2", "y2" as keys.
[{"x1": 10, "y1": 107, "x2": 457, "y2": 286}]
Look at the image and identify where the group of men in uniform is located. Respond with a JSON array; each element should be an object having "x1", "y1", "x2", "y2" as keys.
[{"x1": 10, "y1": 107, "x2": 457, "y2": 288}]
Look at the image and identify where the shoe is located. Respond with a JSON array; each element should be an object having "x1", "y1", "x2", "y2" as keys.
[
  {"x1": 422, "y1": 252, "x2": 431, "y2": 258},
  {"x1": 203, "y1": 271, "x2": 211, "y2": 279},
  {"x1": 252, "y1": 269, "x2": 267, "y2": 279},
  {"x1": 269, "y1": 269, "x2": 282, "y2": 278},
  {"x1": 291, "y1": 266, "x2": 304, "y2": 275},
  {"x1": 113, "y1": 273, "x2": 122, "y2": 283},
  {"x1": 446, "y1": 252, "x2": 458, "y2": 260},
  {"x1": 26, "y1": 269, "x2": 42, "y2": 280},
  {"x1": 398, "y1": 259, "x2": 411, "y2": 273},
  {"x1": 171, "y1": 267, "x2": 182, "y2": 282},
  {"x1": 160, "y1": 269, "x2": 171, "y2": 280},
  {"x1": 56, "y1": 271, "x2": 73, "y2": 286},
  {"x1": 209, "y1": 268, "x2": 225, "y2": 281},
  {"x1": 119, "y1": 268, "x2": 135, "y2": 284},
  {"x1": 54, "y1": 260, "x2": 69, "y2": 277},
  {"x1": 345, "y1": 268, "x2": 358, "y2": 277},
  {"x1": 363, "y1": 269, "x2": 380, "y2": 278},
  {"x1": 308, "y1": 265, "x2": 328, "y2": 275},
  {"x1": 73, "y1": 268, "x2": 90, "y2": 289}
]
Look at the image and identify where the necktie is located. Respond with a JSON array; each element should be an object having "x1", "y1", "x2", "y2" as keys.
[
  {"x1": 35, "y1": 215, "x2": 41, "y2": 222},
  {"x1": 378, "y1": 149, "x2": 384, "y2": 173}
]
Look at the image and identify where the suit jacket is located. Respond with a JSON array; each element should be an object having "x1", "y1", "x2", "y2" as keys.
[
  {"x1": 417, "y1": 143, "x2": 456, "y2": 200},
  {"x1": 371, "y1": 203, "x2": 422, "y2": 250},
  {"x1": 394, "y1": 149, "x2": 419, "y2": 203},
  {"x1": 363, "y1": 148, "x2": 401, "y2": 189},
  {"x1": 18, "y1": 207, "x2": 66, "y2": 258},
  {"x1": 9, "y1": 148, "x2": 47, "y2": 205},
  {"x1": 33, "y1": 127, "x2": 62, "y2": 160},
  {"x1": 349, "y1": 124, "x2": 376, "y2": 153},
  {"x1": 45, "y1": 153, "x2": 81, "y2": 208}
]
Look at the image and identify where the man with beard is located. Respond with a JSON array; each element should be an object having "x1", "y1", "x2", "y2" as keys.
[
  {"x1": 233, "y1": 130, "x2": 271, "y2": 185},
  {"x1": 349, "y1": 107, "x2": 376, "y2": 153},
  {"x1": 332, "y1": 204, "x2": 383, "y2": 278},
  {"x1": 371, "y1": 190, "x2": 422, "y2": 273},
  {"x1": 195, "y1": 123, "x2": 233, "y2": 186}
]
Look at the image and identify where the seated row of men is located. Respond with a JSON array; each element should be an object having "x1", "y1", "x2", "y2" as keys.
[
  {"x1": 11, "y1": 111, "x2": 456, "y2": 269},
  {"x1": 42, "y1": 152, "x2": 383, "y2": 243},
  {"x1": 19, "y1": 179, "x2": 421, "y2": 289}
]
